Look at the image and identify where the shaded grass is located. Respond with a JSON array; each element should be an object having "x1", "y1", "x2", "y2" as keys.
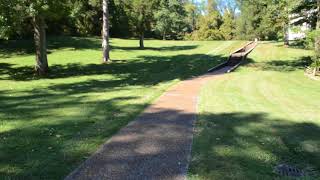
[
  {"x1": 189, "y1": 42, "x2": 320, "y2": 179},
  {"x1": 0, "y1": 37, "x2": 246, "y2": 179}
]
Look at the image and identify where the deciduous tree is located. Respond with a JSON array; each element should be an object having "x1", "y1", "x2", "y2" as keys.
[
  {"x1": 125, "y1": 0, "x2": 155, "y2": 49},
  {"x1": 220, "y1": 10, "x2": 234, "y2": 40},
  {"x1": 185, "y1": 0, "x2": 199, "y2": 32},
  {"x1": 0, "y1": 0, "x2": 69, "y2": 75},
  {"x1": 102, "y1": 0, "x2": 110, "y2": 62},
  {"x1": 154, "y1": 0, "x2": 187, "y2": 40},
  {"x1": 315, "y1": 0, "x2": 320, "y2": 56}
]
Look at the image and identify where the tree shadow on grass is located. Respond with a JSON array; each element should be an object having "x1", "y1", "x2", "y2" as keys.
[
  {"x1": 0, "y1": 37, "x2": 102, "y2": 58},
  {"x1": 0, "y1": 88, "x2": 149, "y2": 179},
  {"x1": 1, "y1": 88, "x2": 320, "y2": 179},
  {"x1": 0, "y1": 53, "x2": 225, "y2": 83},
  {"x1": 243, "y1": 56, "x2": 313, "y2": 72},
  {"x1": 0, "y1": 36, "x2": 198, "y2": 58},
  {"x1": 189, "y1": 112, "x2": 320, "y2": 179},
  {"x1": 0, "y1": 51, "x2": 227, "y2": 179},
  {"x1": 112, "y1": 45, "x2": 198, "y2": 51},
  {"x1": 0, "y1": 39, "x2": 35, "y2": 58},
  {"x1": 0, "y1": 37, "x2": 231, "y2": 179},
  {"x1": 274, "y1": 40, "x2": 309, "y2": 50},
  {"x1": 2, "y1": 40, "x2": 317, "y2": 179},
  {"x1": 64, "y1": 110, "x2": 319, "y2": 179},
  {"x1": 3, "y1": 94, "x2": 319, "y2": 180},
  {"x1": 47, "y1": 37, "x2": 198, "y2": 52}
]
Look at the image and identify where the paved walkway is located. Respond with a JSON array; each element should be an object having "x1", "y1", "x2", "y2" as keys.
[{"x1": 65, "y1": 67, "x2": 230, "y2": 180}]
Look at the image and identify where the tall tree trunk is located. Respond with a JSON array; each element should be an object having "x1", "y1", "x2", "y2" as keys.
[
  {"x1": 139, "y1": 31, "x2": 144, "y2": 49},
  {"x1": 313, "y1": 0, "x2": 320, "y2": 76},
  {"x1": 315, "y1": 0, "x2": 320, "y2": 56},
  {"x1": 102, "y1": 0, "x2": 110, "y2": 63},
  {"x1": 284, "y1": 24, "x2": 289, "y2": 46},
  {"x1": 284, "y1": 3, "x2": 289, "y2": 46},
  {"x1": 191, "y1": 1, "x2": 196, "y2": 31},
  {"x1": 192, "y1": 13, "x2": 196, "y2": 31},
  {"x1": 163, "y1": 31, "x2": 166, "y2": 40},
  {"x1": 33, "y1": 16, "x2": 48, "y2": 76}
]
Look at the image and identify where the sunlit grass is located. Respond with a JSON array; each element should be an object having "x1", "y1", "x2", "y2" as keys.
[
  {"x1": 189, "y1": 42, "x2": 320, "y2": 179},
  {"x1": 0, "y1": 36, "x2": 245, "y2": 179}
]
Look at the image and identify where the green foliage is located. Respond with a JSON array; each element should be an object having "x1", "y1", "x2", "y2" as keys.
[
  {"x1": 311, "y1": 56, "x2": 320, "y2": 68},
  {"x1": 219, "y1": 11, "x2": 234, "y2": 40},
  {"x1": 235, "y1": 0, "x2": 286, "y2": 40},
  {"x1": 0, "y1": 0, "x2": 70, "y2": 39},
  {"x1": 0, "y1": 0, "x2": 26, "y2": 39},
  {"x1": 190, "y1": 28, "x2": 223, "y2": 41},
  {"x1": 304, "y1": 30, "x2": 320, "y2": 49},
  {"x1": 68, "y1": 0, "x2": 132, "y2": 37},
  {"x1": 109, "y1": 0, "x2": 131, "y2": 37},
  {"x1": 69, "y1": 0, "x2": 101, "y2": 36},
  {"x1": 0, "y1": 16, "x2": 13, "y2": 40},
  {"x1": 291, "y1": 0, "x2": 318, "y2": 29},
  {"x1": 184, "y1": 1, "x2": 199, "y2": 32},
  {"x1": 154, "y1": 0, "x2": 187, "y2": 40},
  {"x1": 0, "y1": 0, "x2": 318, "y2": 41},
  {"x1": 124, "y1": 0, "x2": 155, "y2": 37},
  {"x1": 187, "y1": 3, "x2": 224, "y2": 41},
  {"x1": 187, "y1": 0, "x2": 296, "y2": 41}
]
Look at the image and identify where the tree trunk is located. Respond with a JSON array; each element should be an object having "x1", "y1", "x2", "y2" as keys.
[
  {"x1": 192, "y1": 10, "x2": 196, "y2": 31},
  {"x1": 191, "y1": 0, "x2": 195, "y2": 31},
  {"x1": 284, "y1": 3, "x2": 289, "y2": 46},
  {"x1": 139, "y1": 31, "x2": 144, "y2": 49},
  {"x1": 33, "y1": 16, "x2": 48, "y2": 76},
  {"x1": 315, "y1": 0, "x2": 320, "y2": 56},
  {"x1": 102, "y1": 0, "x2": 110, "y2": 63},
  {"x1": 284, "y1": 34, "x2": 289, "y2": 46},
  {"x1": 284, "y1": 23, "x2": 289, "y2": 46},
  {"x1": 163, "y1": 31, "x2": 166, "y2": 40}
]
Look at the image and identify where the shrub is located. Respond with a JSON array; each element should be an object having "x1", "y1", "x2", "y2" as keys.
[
  {"x1": 185, "y1": 28, "x2": 224, "y2": 41},
  {"x1": 311, "y1": 56, "x2": 320, "y2": 68},
  {"x1": 304, "y1": 30, "x2": 320, "y2": 49}
]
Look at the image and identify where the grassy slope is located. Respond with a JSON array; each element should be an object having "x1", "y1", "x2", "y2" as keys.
[
  {"x1": 189, "y1": 42, "x2": 320, "y2": 179},
  {"x1": 0, "y1": 37, "x2": 245, "y2": 179}
]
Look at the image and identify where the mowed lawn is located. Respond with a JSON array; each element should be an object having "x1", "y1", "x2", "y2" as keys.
[
  {"x1": 189, "y1": 42, "x2": 320, "y2": 179},
  {"x1": 0, "y1": 37, "x2": 245, "y2": 179}
]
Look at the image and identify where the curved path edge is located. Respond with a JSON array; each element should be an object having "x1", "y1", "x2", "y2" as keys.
[{"x1": 65, "y1": 67, "x2": 230, "y2": 180}]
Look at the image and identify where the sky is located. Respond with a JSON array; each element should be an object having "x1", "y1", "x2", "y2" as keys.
[{"x1": 193, "y1": 0, "x2": 240, "y2": 15}]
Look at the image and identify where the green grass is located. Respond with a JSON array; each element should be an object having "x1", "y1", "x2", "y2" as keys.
[
  {"x1": 0, "y1": 36, "x2": 245, "y2": 179},
  {"x1": 188, "y1": 42, "x2": 320, "y2": 179}
]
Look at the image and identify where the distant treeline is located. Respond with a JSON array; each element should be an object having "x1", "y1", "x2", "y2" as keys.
[{"x1": 0, "y1": 0, "x2": 318, "y2": 41}]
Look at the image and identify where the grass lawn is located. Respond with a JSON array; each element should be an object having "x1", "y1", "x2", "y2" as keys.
[
  {"x1": 188, "y1": 42, "x2": 320, "y2": 179},
  {"x1": 0, "y1": 37, "x2": 245, "y2": 179}
]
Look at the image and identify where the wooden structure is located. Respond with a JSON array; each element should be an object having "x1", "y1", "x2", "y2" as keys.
[{"x1": 208, "y1": 41, "x2": 257, "y2": 73}]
